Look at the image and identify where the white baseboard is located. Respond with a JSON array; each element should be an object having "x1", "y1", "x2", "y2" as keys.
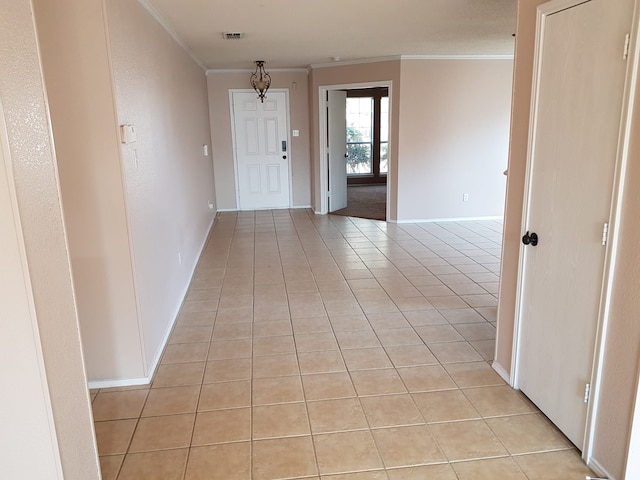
[
  {"x1": 588, "y1": 457, "x2": 616, "y2": 480},
  {"x1": 88, "y1": 214, "x2": 217, "y2": 391},
  {"x1": 88, "y1": 377, "x2": 150, "y2": 389},
  {"x1": 492, "y1": 361, "x2": 511, "y2": 384},
  {"x1": 393, "y1": 215, "x2": 504, "y2": 224},
  {"x1": 216, "y1": 205, "x2": 312, "y2": 213}
]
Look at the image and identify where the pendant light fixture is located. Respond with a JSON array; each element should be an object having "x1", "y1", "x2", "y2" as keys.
[{"x1": 250, "y1": 60, "x2": 271, "y2": 103}]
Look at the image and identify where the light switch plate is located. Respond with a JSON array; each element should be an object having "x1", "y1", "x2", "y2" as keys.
[
  {"x1": 120, "y1": 125, "x2": 136, "y2": 144},
  {"x1": 292, "y1": 129, "x2": 300, "y2": 137}
]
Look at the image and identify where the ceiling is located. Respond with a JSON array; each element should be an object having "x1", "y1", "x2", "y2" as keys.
[{"x1": 142, "y1": 0, "x2": 517, "y2": 70}]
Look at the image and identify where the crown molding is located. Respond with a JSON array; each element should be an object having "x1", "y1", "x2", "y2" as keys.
[
  {"x1": 309, "y1": 56, "x2": 401, "y2": 69},
  {"x1": 206, "y1": 67, "x2": 308, "y2": 75},
  {"x1": 309, "y1": 53, "x2": 514, "y2": 70},
  {"x1": 137, "y1": 0, "x2": 207, "y2": 72},
  {"x1": 401, "y1": 54, "x2": 514, "y2": 60}
]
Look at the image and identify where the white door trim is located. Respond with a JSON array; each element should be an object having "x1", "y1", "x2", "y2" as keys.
[
  {"x1": 229, "y1": 88, "x2": 293, "y2": 210},
  {"x1": 585, "y1": 0, "x2": 640, "y2": 465},
  {"x1": 318, "y1": 81, "x2": 393, "y2": 219},
  {"x1": 511, "y1": 0, "x2": 640, "y2": 462}
]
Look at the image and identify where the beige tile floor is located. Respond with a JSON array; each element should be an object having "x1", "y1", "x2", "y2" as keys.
[{"x1": 92, "y1": 210, "x2": 595, "y2": 480}]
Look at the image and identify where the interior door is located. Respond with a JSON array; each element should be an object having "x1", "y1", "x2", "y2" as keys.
[
  {"x1": 328, "y1": 90, "x2": 347, "y2": 212},
  {"x1": 517, "y1": 0, "x2": 631, "y2": 448},
  {"x1": 232, "y1": 91, "x2": 290, "y2": 210}
]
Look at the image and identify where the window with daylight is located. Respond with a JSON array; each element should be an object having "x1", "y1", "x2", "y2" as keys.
[
  {"x1": 346, "y1": 97, "x2": 374, "y2": 175},
  {"x1": 345, "y1": 88, "x2": 389, "y2": 184}
]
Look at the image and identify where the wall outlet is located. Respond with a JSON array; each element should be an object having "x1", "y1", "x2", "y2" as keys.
[
  {"x1": 208, "y1": 201, "x2": 214, "y2": 210},
  {"x1": 463, "y1": 193, "x2": 470, "y2": 202}
]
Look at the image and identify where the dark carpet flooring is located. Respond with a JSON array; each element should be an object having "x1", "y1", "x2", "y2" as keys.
[{"x1": 331, "y1": 185, "x2": 387, "y2": 221}]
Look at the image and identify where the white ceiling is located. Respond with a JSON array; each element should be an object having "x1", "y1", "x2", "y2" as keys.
[{"x1": 142, "y1": 0, "x2": 517, "y2": 70}]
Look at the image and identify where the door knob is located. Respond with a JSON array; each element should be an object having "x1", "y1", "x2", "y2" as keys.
[
  {"x1": 344, "y1": 153, "x2": 349, "y2": 158},
  {"x1": 282, "y1": 155, "x2": 287, "y2": 159},
  {"x1": 522, "y1": 231, "x2": 539, "y2": 246}
]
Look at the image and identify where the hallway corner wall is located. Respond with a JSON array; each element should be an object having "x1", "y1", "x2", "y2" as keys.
[
  {"x1": 33, "y1": 0, "x2": 144, "y2": 382},
  {"x1": 33, "y1": 0, "x2": 216, "y2": 385},
  {"x1": 0, "y1": 0, "x2": 100, "y2": 476}
]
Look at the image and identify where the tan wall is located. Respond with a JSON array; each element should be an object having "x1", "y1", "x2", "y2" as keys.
[
  {"x1": 308, "y1": 59, "x2": 512, "y2": 221},
  {"x1": 497, "y1": 0, "x2": 640, "y2": 477},
  {"x1": 0, "y1": 0, "x2": 100, "y2": 477},
  {"x1": 308, "y1": 60, "x2": 402, "y2": 218},
  {"x1": 397, "y1": 59, "x2": 512, "y2": 221},
  {"x1": 626, "y1": 366, "x2": 640, "y2": 478},
  {"x1": 34, "y1": 0, "x2": 216, "y2": 383},
  {"x1": 106, "y1": 0, "x2": 216, "y2": 373},
  {"x1": 207, "y1": 70, "x2": 311, "y2": 210},
  {"x1": 34, "y1": 0, "x2": 144, "y2": 381}
]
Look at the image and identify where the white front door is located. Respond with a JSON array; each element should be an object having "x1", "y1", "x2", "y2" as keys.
[
  {"x1": 231, "y1": 91, "x2": 290, "y2": 210},
  {"x1": 328, "y1": 90, "x2": 347, "y2": 212},
  {"x1": 517, "y1": 0, "x2": 632, "y2": 448}
]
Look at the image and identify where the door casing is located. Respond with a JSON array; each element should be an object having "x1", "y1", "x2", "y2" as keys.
[
  {"x1": 318, "y1": 81, "x2": 393, "y2": 218},
  {"x1": 511, "y1": 0, "x2": 640, "y2": 465}
]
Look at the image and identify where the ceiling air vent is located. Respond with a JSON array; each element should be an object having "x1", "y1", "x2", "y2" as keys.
[{"x1": 222, "y1": 32, "x2": 244, "y2": 40}]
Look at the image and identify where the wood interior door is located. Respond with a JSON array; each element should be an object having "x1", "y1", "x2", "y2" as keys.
[{"x1": 517, "y1": 0, "x2": 632, "y2": 448}]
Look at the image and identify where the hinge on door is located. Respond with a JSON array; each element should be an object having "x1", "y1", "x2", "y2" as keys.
[
  {"x1": 623, "y1": 33, "x2": 631, "y2": 60},
  {"x1": 584, "y1": 383, "x2": 591, "y2": 403},
  {"x1": 601, "y1": 222, "x2": 609, "y2": 246}
]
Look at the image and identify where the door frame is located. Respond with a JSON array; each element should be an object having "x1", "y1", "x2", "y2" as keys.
[
  {"x1": 229, "y1": 88, "x2": 293, "y2": 210},
  {"x1": 511, "y1": 0, "x2": 640, "y2": 462},
  {"x1": 318, "y1": 81, "x2": 393, "y2": 219}
]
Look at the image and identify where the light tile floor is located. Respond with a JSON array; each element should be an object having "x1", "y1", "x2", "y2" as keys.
[{"x1": 92, "y1": 210, "x2": 595, "y2": 480}]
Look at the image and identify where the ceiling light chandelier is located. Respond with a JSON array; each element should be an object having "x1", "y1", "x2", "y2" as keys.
[{"x1": 250, "y1": 60, "x2": 271, "y2": 103}]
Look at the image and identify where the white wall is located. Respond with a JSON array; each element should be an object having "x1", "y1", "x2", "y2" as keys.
[{"x1": 0, "y1": 0, "x2": 100, "y2": 476}]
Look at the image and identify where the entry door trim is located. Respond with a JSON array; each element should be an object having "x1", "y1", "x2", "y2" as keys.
[
  {"x1": 229, "y1": 89, "x2": 293, "y2": 210},
  {"x1": 318, "y1": 81, "x2": 393, "y2": 219},
  {"x1": 511, "y1": 0, "x2": 640, "y2": 462}
]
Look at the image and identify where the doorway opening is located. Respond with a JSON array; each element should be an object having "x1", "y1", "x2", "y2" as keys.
[
  {"x1": 318, "y1": 81, "x2": 393, "y2": 220},
  {"x1": 331, "y1": 88, "x2": 388, "y2": 221}
]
